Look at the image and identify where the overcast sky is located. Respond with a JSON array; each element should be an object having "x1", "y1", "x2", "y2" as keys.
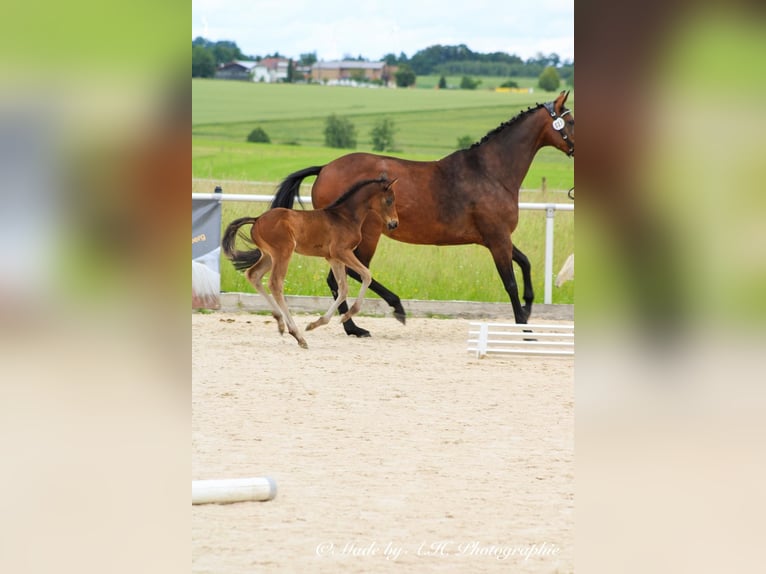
[{"x1": 192, "y1": 0, "x2": 573, "y2": 63}]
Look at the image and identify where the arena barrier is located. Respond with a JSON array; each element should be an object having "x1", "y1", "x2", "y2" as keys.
[
  {"x1": 467, "y1": 322, "x2": 574, "y2": 358},
  {"x1": 192, "y1": 477, "x2": 277, "y2": 505},
  {"x1": 192, "y1": 187, "x2": 573, "y2": 304}
]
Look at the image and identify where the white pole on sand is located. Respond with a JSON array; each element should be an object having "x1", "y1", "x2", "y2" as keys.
[{"x1": 192, "y1": 477, "x2": 277, "y2": 504}]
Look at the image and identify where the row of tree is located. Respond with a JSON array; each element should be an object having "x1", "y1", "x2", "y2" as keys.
[
  {"x1": 383, "y1": 44, "x2": 572, "y2": 80},
  {"x1": 192, "y1": 37, "x2": 573, "y2": 83},
  {"x1": 247, "y1": 115, "x2": 399, "y2": 152}
]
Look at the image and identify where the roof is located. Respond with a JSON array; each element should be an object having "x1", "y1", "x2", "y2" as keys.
[
  {"x1": 219, "y1": 60, "x2": 261, "y2": 71},
  {"x1": 260, "y1": 57, "x2": 289, "y2": 70},
  {"x1": 314, "y1": 60, "x2": 385, "y2": 70}
]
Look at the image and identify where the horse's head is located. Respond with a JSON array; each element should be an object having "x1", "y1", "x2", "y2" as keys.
[
  {"x1": 543, "y1": 90, "x2": 575, "y2": 158},
  {"x1": 379, "y1": 177, "x2": 399, "y2": 231}
]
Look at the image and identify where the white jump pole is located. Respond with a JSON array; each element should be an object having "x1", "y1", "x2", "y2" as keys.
[{"x1": 192, "y1": 477, "x2": 277, "y2": 504}]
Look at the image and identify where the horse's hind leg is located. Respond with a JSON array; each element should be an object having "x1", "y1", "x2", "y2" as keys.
[
  {"x1": 244, "y1": 253, "x2": 286, "y2": 335},
  {"x1": 512, "y1": 245, "x2": 534, "y2": 319},
  {"x1": 307, "y1": 261, "x2": 348, "y2": 331},
  {"x1": 269, "y1": 258, "x2": 308, "y2": 348}
]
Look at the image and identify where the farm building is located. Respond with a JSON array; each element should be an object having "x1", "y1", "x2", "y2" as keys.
[
  {"x1": 310, "y1": 60, "x2": 396, "y2": 86},
  {"x1": 215, "y1": 58, "x2": 289, "y2": 83},
  {"x1": 259, "y1": 57, "x2": 290, "y2": 82},
  {"x1": 215, "y1": 60, "x2": 264, "y2": 81}
]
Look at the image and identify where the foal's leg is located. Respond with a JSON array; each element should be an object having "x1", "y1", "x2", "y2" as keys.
[
  {"x1": 307, "y1": 261, "x2": 348, "y2": 331},
  {"x1": 335, "y1": 253, "x2": 372, "y2": 323},
  {"x1": 512, "y1": 245, "x2": 534, "y2": 319},
  {"x1": 327, "y1": 223, "x2": 406, "y2": 337},
  {"x1": 268, "y1": 256, "x2": 308, "y2": 348},
  {"x1": 244, "y1": 253, "x2": 286, "y2": 335}
]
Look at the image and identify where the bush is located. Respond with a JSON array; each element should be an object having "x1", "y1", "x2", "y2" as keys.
[
  {"x1": 459, "y1": 76, "x2": 481, "y2": 90},
  {"x1": 456, "y1": 135, "x2": 473, "y2": 149},
  {"x1": 246, "y1": 127, "x2": 271, "y2": 143},
  {"x1": 438, "y1": 75, "x2": 447, "y2": 89},
  {"x1": 538, "y1": 66, "x2": 561, "y2": 92},
  {"x1": 324, "y1": 114, "x2": 357, "y2": 149},
  {"x1": 370, "y1": 118, "x2": 397, "y2": 152},
  {"x1": 394, "y1": 64, "x2": 416, "y2": 88},
  {"x1": 499, "y1": 79, "x2": 519, "y2": 88}
]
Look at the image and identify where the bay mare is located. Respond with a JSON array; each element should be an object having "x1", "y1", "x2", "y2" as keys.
[
  {"x1": 271, "y1": 91, "x2": 574, "y2": 337},
  {"x1": 222, "y1": 177, "x2": 399, "y2": 348}
]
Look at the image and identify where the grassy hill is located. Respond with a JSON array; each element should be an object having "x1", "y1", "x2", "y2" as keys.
[{"x1": 192, "y1": 79, "x2": 574, "y2": 188}]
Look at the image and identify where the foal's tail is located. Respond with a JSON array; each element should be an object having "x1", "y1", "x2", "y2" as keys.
[
  {"x1": 221, "y1": 216, "x2": 263, "y2": 272},
  {"x1": 271, "y1": 165, "x2": 324, "y2": 209}
]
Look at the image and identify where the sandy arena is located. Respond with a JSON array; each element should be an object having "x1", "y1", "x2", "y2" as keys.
[{"x1": 192, "y1": 310, "x2": 573, "y2": 573}]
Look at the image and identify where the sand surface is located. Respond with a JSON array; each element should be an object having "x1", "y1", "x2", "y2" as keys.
[{"x1": 192, "y1": 311, "x2": 573, "y2": 573}]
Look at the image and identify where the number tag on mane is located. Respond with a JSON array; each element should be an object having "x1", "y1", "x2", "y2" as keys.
[{"x1": 552, "y1": 117, "x2": 565, "y2": 130}]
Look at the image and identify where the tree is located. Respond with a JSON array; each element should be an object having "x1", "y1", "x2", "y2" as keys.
[
  {"x1": 538, "y1": 66, "x2": 561, "y2": 92},
  {"x1": 394, "y1": 64, "x2": 416, "y2": 87},
  {"x1": 287, "y1": 59, "x2": 295, "y2": 83},
  {"x1": 324, "y1": 114, "x2": 357, "y2": 149},
  {"x1": 456, "y1": 135, "x2": 474, "y2": 149},
  {"x1": 459, "y1": 76, "x2": 481, "y2": 90},
  {"x1": 299, "y1": 52, "x2": 317, "y2": 67},
  {"x1": 192, "y1": 45, "x2": 215, "y2": 78},
  {"x1": 438, "y1": 75, "x2": 447, "y2": 89},
  {"x1": 246, "y1": 127, "x2": 271, "y2": 143},
  {"x1": 370, "y1": 118, "x2": 397, "y2": 152},
  {"x1": 211, "y1": 41, "x2": 244, "y2": 65}
]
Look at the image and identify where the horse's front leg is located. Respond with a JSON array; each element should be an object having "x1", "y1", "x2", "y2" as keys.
[
  {"x1": 512, "y1": 245, "x2": 534, "y2": 319},
  {"x1": 327, "y1": 222, "x2": 406, "y2": 337},
  {"x1": 487, "y1": 238, "x2": 528, "y2": 324},
  {"x1": 307, "y1": 261, "x2": 347, "y2": 331},
  {"x1": 339, "y1": 256, "x2": 372, "y2": 323}
]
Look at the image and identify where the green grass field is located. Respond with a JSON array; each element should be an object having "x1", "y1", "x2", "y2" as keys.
[{"x1": 193, "y1": 79, "x2": 574, "y2": 305}]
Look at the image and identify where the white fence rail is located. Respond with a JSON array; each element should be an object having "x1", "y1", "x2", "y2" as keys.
[
  {"x1": 192, "y1": 192, "x2": 573, "y2": 304},
  {"x1": 467, "y1": 322, "x2": 575, "y2": 358}
]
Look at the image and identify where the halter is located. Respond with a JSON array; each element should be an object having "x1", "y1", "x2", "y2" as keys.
[{"x1": 543, "y1": 102, "x2": 574, "y2": 157}]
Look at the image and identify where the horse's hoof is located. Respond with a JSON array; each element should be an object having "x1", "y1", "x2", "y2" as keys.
[
  {"x1": 394, "y1": 311, "x2": 406, "y2": 325},
  {"x1": 346, "y1": 327, "x2": 371, "y2": 338},
  {"x1": 524, "y1": 304, "x2": 533, "y2": 319},
  {"x1": 298, "y1": 340, "x2": 309, "y2": 349}
]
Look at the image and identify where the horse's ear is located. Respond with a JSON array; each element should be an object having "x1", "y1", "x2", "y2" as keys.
[
  {"x1": 387, "y1": 177, "x2": 399, "y2": 189},
  {"x1": 560, "y1": 90, "x2": 569, "y2": 105}
]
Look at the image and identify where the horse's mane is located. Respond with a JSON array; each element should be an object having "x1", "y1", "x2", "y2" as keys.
[
  {"x1": 470, "y1": 103, "x2": 546, "y2": 149},
  {"x1": 325, "y1": 177, "x2": 387, "y2": 209}
]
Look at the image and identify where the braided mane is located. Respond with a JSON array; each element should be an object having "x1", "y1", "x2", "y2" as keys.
[{"x1": 470, "y1": 103, "x2": 545, "y2": 149}]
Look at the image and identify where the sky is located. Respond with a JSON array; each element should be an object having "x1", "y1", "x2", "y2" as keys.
[{"x1": 191, "y1": 0, "x2": 573, "y2": 63}]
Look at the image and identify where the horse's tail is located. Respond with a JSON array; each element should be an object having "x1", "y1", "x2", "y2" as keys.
[
  {"x1": 271, "y1": 165, "x2": 324, "y2": 209},
  {"x1": 221, "y1": 216, "x2": 263, "y2": 272}
]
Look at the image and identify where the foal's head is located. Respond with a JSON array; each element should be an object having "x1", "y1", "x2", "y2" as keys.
[
  {"x1": 375, "y1": 178, "x2": 399, "y2": 231},
  {"x1": 329, "y1": 176, "x2": 399, "y2": 229},
  {"x1": 543, "y1": 90, "x2": 575, "y2": 157}
]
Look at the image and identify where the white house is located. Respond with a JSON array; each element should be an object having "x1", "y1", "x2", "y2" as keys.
[{"x1": 215, "y1": 60, "x2": 268, "y2": 82}]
